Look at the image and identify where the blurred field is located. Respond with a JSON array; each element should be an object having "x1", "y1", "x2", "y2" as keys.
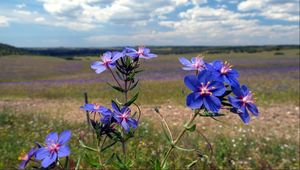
[{"x1": 0, "y1": 49, "x2": 299, "y2": 169}]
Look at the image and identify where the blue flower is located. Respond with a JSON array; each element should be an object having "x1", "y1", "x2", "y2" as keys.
[
  {"x1": 179, "y1": 56, "x2": 205, "y2": 71},
  {"x1": 18, "y1": 147, "x2": 38, "y2": 169},
  {"x1": 111, "y1": 102, "x2": 138, "y2": 133},
  {"x1": 184, "y1": 70, "x2": 226, "y2": 113},
  {"x1": 91, "y1": 51, "x2": 124, "y2": 74},
  {"x1": 125, "y1": 46, "x2": 157, "y2": 59},
  {"x1": 228, "y1": 85, "x2": 259, "y2": 124},
  {"x1": 206, "y1": 60, "x2": 239, "y2": 87},
  {"x1": 35, "y1": 130, "x2": 71, "y2": 168},
  {"x1": 80, "y1": 104, "x2": 114, "y2": 124}
]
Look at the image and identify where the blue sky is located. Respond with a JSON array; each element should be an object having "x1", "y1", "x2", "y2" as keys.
[{"x1": 0, "y1": 0, "x2": 299, "y2": 47}]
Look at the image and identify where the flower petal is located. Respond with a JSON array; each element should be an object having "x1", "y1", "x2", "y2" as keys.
[
  {"x1": 197, "y1": 70, "x2": 212, "y2": 84},
  {"x1": 247, "y1": 103, "x2": 259, "y2": 116},
  {"x1": 184, "y1": 75, "x2": 200, "y2": 91},
  {"x1": 209, "y1": 81, "x2": 226, "y2": 96},
  {"x1": 212, "y1": 60, "x2": 223, "y2": 70},
  {"x1": 58, "y1": 145, "x2": 70, "y2": 158},
  {"x1": 58, "y1": 130, "x2": 71, "y2": 145},
  {"x1": 241, "y1": 85, "x2": 249, "y2": 96},
  {"x1": 90, "y1": 61, "x2": 103, "y2": 69},
  {"x1": 41, "y1": 152, "x2": 57, "y2": 168},
  {"x1": 95, "y1": 66, "x2": 107, "y2": 74},
  {"x1": 228, "y1": 96, "x2": 243, "y2": 109},
  {"x1": 186, "y1": 92, "x2": 203, "y2": 109},
  {"x1": 35, "y1": 148, "x2": 49, "y2": 160},
  {"x1": 112, "y1": 52, "x2": 124, "y2": 62},
  {"x1": 227, "y1": 75, "x2": 240, "y2": 88},
  {"x1": 121, "y1": 120, "x2": 130, "y2": 133},
  {"x1": 45, "y1": 132, "x2": 58, "y2": 145},
  {"x1": 203, "y1": 95, "x2": 221, "y2": 113},
  {"x1": 231, "y1": 86, "x2": 244, "y2": 97},
  {"x1": 128, "y1": 118, "x2": 138, "y2": 129},
  {"x1": 179, "y1": 57, "x2": 192, "y2": 66},
  {"x1": 239, "y1": 107, "x2": 250, "y2": 124},
  {"x1": 111, "y1": 101, "x2": 120, "y2": 112}
]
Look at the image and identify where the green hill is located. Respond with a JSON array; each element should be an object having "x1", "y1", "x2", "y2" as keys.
[{"x1": 0, "y1": 43, "x2": 26, "y2": 56}]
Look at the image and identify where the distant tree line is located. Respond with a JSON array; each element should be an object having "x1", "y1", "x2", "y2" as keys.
[{"x1": 0, "y1": 43, "x2": 299, "y2": 57}]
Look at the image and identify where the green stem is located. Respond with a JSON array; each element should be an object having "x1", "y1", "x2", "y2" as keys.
[
  {"x1": 161, "y1": 111, "x2": 199, "y2": 167},
  {"x1": 108, "y1": 67, "x2": 122, "y2": 88}
]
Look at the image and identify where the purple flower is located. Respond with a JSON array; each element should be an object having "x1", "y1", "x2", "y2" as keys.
[
  {"x1": 206, "y1": 60, "x2": 239, "y2": 87},
  {"x1": 125, "y1": 46, "x2": 157, "y2": 59},
  {"x1": 80, "y1": 104, "x2": 113, "y2": 124},
  {"x1": 179, "y1": 56, "x2": 205, "y2": 71},
  {"x1": 184, "y1": 70, "x2": 226, "y2": 113},
  {"x1": 111, "y1": 102, "x2": 138, "y2": 133},
  {"x1": 228, "y1": 85, "x2": 259, "y2": 124},
  {"x1": 18, "y1": 147, "x2": 38, "y2": 169},
  {"x1": 35, "y1": 130, "x2": 71, "y2": 168},
  {"x1": 91, "y1": 51, "x2": 124, "y2": 74}
]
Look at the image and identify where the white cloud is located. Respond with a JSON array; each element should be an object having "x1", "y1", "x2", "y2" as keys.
[
  {"x1": 238, "y1": 0, "x2": 299, "y2": 22},
  {"x1": 16, "y1": 3, "x2": 26, "y2": 9},
  {"x1": 0, "y1": 15, "x2": 9, "y2": 27}
]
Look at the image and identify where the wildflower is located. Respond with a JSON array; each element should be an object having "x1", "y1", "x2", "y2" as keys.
[
  {"x1": 18, "y1": 147, "x2": 38, "y2": 169},
  {"x1": 80, "y1": 103, "x2": 103, "y2": 112},
  {"x1": 125, "y1": 46, "x2": 157, "y2": 59},
  {"x1": 111, "y1": 102, "x2": 138, "y2": 133},
  {"x1": 206, "y1": 60, "x2": 239, "y2": 87},
  {"x1": 35, "y1": 130, "x2": 71, "y2": 168},
  {"x1": 228, "y1": 85, "x2": 259, "y2": 124},
  {"x1": 179, "y1": 56, "x2": 205, "y2": 71},
  {"x1": 91, "y1": 51, "x2": 124, "y2": 74},
  {"x1": 184, "y1": 70, "x2": 226, "y2": 112}
]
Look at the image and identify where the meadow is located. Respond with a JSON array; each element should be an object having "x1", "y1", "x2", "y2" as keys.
[{"x1": 0, "y1": 48, "x2": 299, "y2": 169}]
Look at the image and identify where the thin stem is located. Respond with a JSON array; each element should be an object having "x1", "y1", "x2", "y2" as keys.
[
  {"x1": 108, "y1": 67, "x2": 122, "y2": 88},
  {"x1": 161, "y1": 111, "x2": 199, "y2": 167}
]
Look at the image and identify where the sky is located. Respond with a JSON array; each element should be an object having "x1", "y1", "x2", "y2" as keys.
[{"x1": 0, "y1": 0, "x2": 299, "y2": 47}]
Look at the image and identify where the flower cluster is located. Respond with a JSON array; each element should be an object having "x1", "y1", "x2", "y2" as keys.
[
  {"x1": 18, "y1": 130, "x2": 71, "y2": 169},
  {"x1": 180, "y1": 56, "x2": 259, "y2": 124}
]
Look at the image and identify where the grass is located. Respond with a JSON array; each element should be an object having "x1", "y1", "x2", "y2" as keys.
[{"x1": 0, "y1": 107, "x2": 298, "y2": 169}]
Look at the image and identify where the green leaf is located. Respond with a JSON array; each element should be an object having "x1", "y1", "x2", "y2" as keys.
[
  {"x1": 199, "y1": 111, "x2": 225, "y2": 117},
  {"x1": 186, "y1": 160, "x2": 198, "y2": 169},
  {"x1": 184, "y1": 123, "x2": 196, "y2": 132},
  {"x1": 116, "y1": 71, "x2": 125, "y2": 81},
  {"x1": 107, "y1": 83, "x2": 126, "y2": 93},
  {"x1": 161, "y1": 123, "x2": 172, "y2": 143},
  {"x1": 75, "y1": 156, "x2": 81, "y2": 170},
  {"x1": 101, "y1": 141, "x2": 118, "y2": 152},
  {"x1": 174, "y1": 145, "x2": 195, "y2": 152},
  {"x1": 79, "y1": 140, "x2": 98, "y2": 152},
  {"x1": 124, "y1": 92, "x2": 139, "y2": 107},
  {"x1": 84, "y1": 153, "x2": 102, "y2": 168},
  {"x1": 105, "y1": 153, "x2": 115, "y2": 165},
  {"x1": 154, "y1": 159, "x2": 161, "y2": 170},
  {"x1": 128, "y1": 80, "x2": 139, "y2": 91}
]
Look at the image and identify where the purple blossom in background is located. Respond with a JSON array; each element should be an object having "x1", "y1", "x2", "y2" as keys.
[
  {"x1": 179, "y1": 56, "x2": 205, "y2": 71},
  {"x1": 80, "y1": 103, "x2": 102, "y2": 112},
  {"x1": 228, "y1": 85, "x2": 259, "y2": 124},
  {"x1": 125, "y1": 46, "x2": 157, "y2": 59},
  {"x1": 35, "y1": 130, "x2": 71, "y2": 168},
  {"x1": 18, "y1": 147, "x2": 38, "y2": 169},
  {"x1": 111, "y1": 102, "x2": 138, "y2": 133},
  {"x1": 91, "y1": 51, "x2": 124, "y2": 74},
  {"x1": 206, "y1": 60, "x2": 240, "y2": 87},
  {"x1": 184, "y1": 70, "x2": 226, "y2": 113}
]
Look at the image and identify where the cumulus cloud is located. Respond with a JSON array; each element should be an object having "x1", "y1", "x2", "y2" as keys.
[
  {"x1": 237, "y1": 0, "x2": 299, "y2": 22},
  {"x1": 0, "y1": 15, "x2": 10, "y2": 27}
]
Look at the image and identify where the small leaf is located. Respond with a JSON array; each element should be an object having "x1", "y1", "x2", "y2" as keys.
[
  {"x1": 124, "y1": 92, "x2": 139, "y2": 107},
  {"x1": 79, "y1": 140, "x2": 98, "y2": 152},
  {"x1": 84, "y1": 153, "x2": 102, "y2": 168},
  {"x1": 107, "y1": 82, "x2": 126, "y2": 93},
  {"x1": 186, "y1": 160, "x2": 198, "y2": 169},
  {"x1": 174, "y1": 145, "x2": 195, "y2": 152},
  {"x1": 184, "y1": 123, "x2": 196, "y2": 132},
  {"x1": 105, "y1": 153, "x2": 115, "y2": 165},
  {"x1": 154, "y1": 159, "x2": 161, "y2": 170},
  {"x1": 128, "y1": 80, "x2": 139, "y2": 91}
]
